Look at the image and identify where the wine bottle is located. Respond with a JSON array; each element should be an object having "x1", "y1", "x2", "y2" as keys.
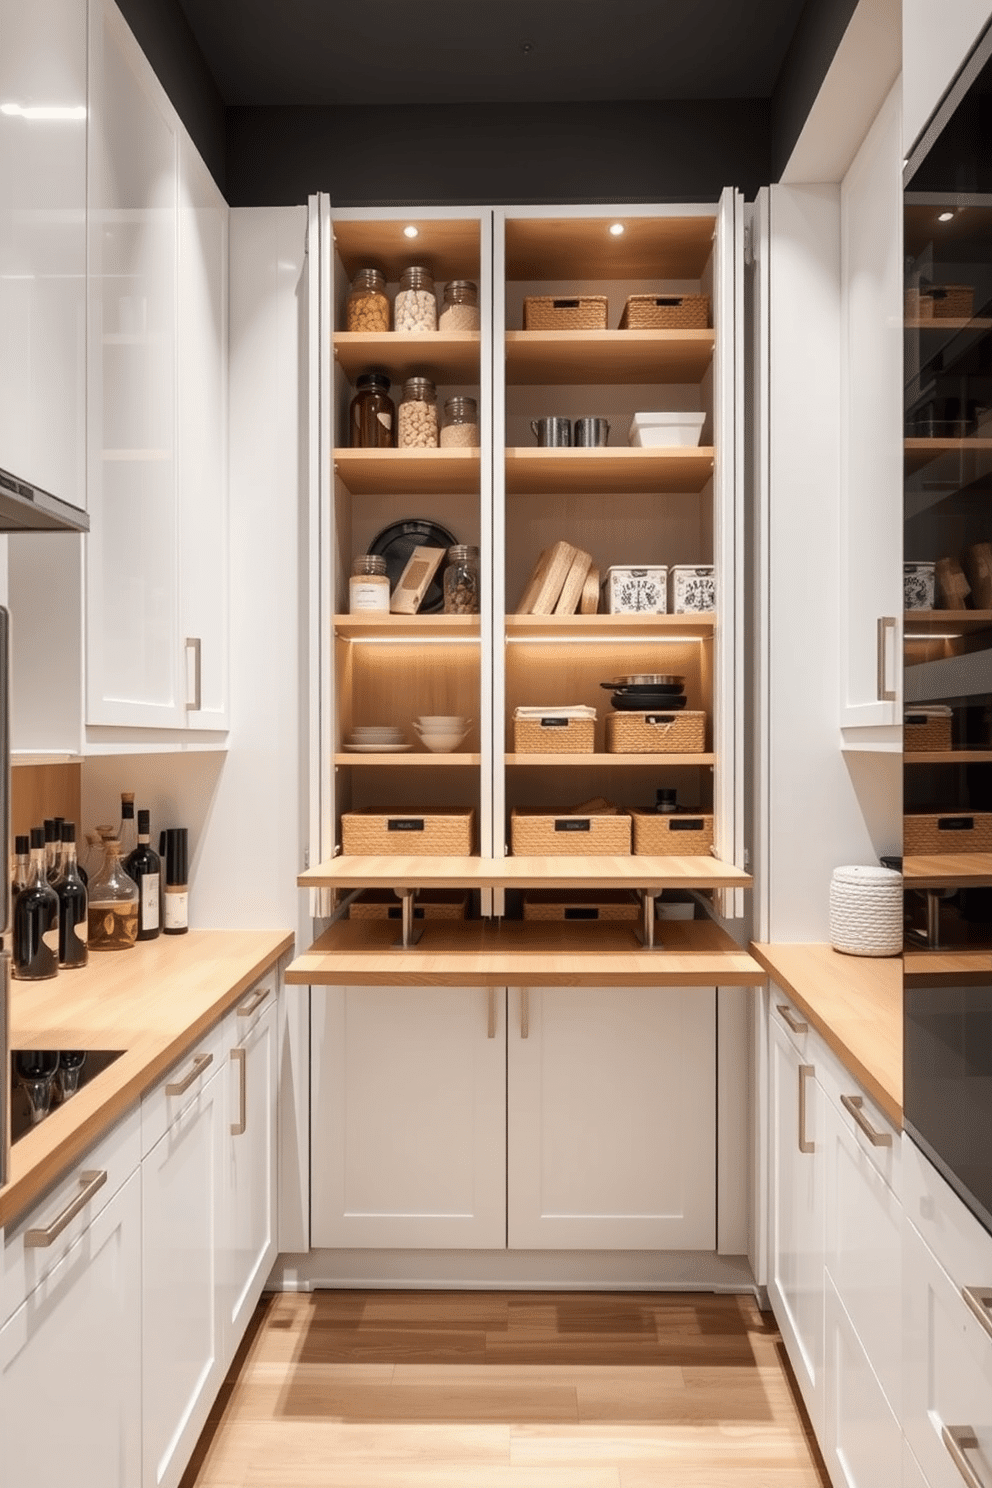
[
  {"x1": 13, "y1": 827, "x2": 60, "y2": 980},
  {"x1": 55, "y1": 823, "x2": 89, "y2": 969},
  {"x1": 126, "y1": 809, "x2": 161, "y2": 941},
  {"x1": 49, "y1": 816, "x2": 65, "y2": 882},
  {"x1": 160, "y1": 827, "x2": 189, "y2": 935},
  {"x1": 118, "y1": 792, "x2": 137, "y2": 858},
  {"x1": 10, "y1": 834, "x2": 29, "y2": 904},
  {"x1": 43, "y1": 818, "x2": 59, "y2": 881}
]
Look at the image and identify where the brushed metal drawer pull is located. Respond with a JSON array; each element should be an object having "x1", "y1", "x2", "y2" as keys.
[
  {"x1": 777, "y1": 1002, "x2": 808, "y2": 1035},
  {"x1": 165, "y1": 1051, "x2": 213, "y2": 1096},
  {"x1": 24, "y1": 1170, "x2": 108, "y2": 1248},
  {"x1": 876, "y1": 615, "x2": 897, "y2": 702},
  {"x1": 943, "y1": 1425, "x2": 987, "y2": 1488},
  {"x1": 798, "y1": 1065, "x2": 815, "y2": 1154},
  {"x1": 238, "y1": 985, "x2": 271, "y2": 1018},
  {"x1": 841, "y1": 1093, "x2": 892, "y2": 1147},
  {"x1": 521, "y1": 987, "x2": 529, "y2": 1039},
  {"x1": 487, "y1": 988, "x2": 497, "y2": 1039},
  {"x1": 963, "y1": 1286, "x2": 992, "y2": 1343},
  {"x1": 230, "y1": 1047, "x2": 247, "y2": 1135}
]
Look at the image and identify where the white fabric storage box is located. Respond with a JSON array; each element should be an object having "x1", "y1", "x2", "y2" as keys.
[{"x1": 628, "y1": 411, "x2": 706, "y2": 447}]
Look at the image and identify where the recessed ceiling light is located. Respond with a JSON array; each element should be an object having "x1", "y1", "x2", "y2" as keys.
[
  {"x1": 609, "y1": 223, "x2": 625, "y2": 236},
  {"x1": 937, "y1": 211, "x2": 954, "y2": 222},
  {"x1": 403, "y1": 225, "x2": 419, "y2": 239}
]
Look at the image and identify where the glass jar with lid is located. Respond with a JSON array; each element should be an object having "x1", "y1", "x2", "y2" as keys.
[
  {"x1": 439, "y1": 280, "x2": 480, "y2": 332},
  {"x1": 443, "y1": 545, "x2": 480, "y2": 614},
  {"x1": 87, "y1": 838, "x2": 139, "y2": 952},
  {"x1": 397, "y1": 376, "x2": 439, "y2": 447},
  {"x1": 395, "y1": 266, "x2": 437, "y2": 332},
  {"x1": 440, "y1": 395, "x2": 479, "y2": 448},
  {"x1": 349, "y1": 554, "x2": 390, "y2": 613},
  {"x1": 349, "y1": 371, "x2": 395, "y2": 448},
  {"x1": 346, "y1": 267, "x2": 389, "y2": 332}
]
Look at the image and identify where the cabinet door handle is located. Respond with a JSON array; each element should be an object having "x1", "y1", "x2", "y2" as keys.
[
  {"x1": 487, "y1": 988, "x2": 497, "y2": 1039},
  {"x1": 777, "y1": 1002, "x2": 808, "y2": 1035},
  {"x1": 520, "y1": 987, "x2": 529, "y2": 1039},
  {"x1": 165, "y1": 1051, "x2": 213, "y2": 1096},
  {"x1": 24, "y1": 1170, "x2": 107, "y2": 1248},
  {"x1": 840, "y1": 1093, "x2": 892, "y2": 1147},
  {"x1": 963, "y1": 1286, "x2": 992, "y2": 1343},
  {"x1": 798, "y1": 1065, "x2": 815, "y2": 1154},
  {"x1": 238, "y1": 985, "x2": 271, "y2": 1018},
  {"x1": 876, "y1": 616, "x2": 897, "y2": 702},
  {"x1": 230, "y1": 1047, "x2": 247, "y2": 1135},
  {"x1": 942, "y1": 1426, "x2": 987, "y2": 1488},
  {"x1": 185, "y1": 636, "x2": 202, "y2": 712}
]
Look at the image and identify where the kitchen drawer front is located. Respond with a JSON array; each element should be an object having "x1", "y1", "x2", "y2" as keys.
[
  {"x1": 903, "y1": 1134, "x2": 992, "y2": 1300},
  {"x1": 819, "y1": 1052, "x2": 902, "y2": 1199},
  {"x1": 229, "y1": 968, "x2": 277, "y2": 1035},
  {"x1": 1, "y1": 1102, "x2": 141, "y2": 1323},
  {"x1": 769, "y1": 984, "x2": 818, "y2": 1060},
  {"x1": 141, "y1": 1016, "x2": 227, "y2": 1156},
  {"x1": 824, "y1": 1090, "x2": 903, "y2": 1416},
  {"x1": 903, "y1": 1213, "x2": 992, "y2": 1488},
  {"x1": 823, "y1": 1272, "x2": 904, "y2": 1488}
]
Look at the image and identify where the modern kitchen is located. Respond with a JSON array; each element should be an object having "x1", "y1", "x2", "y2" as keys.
[{"x1": 0, "y1": 2, "x2": 990, "y2": 1487}]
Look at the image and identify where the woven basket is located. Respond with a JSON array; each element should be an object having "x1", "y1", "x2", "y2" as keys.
[
  {"x1": 350, "y1": 890, "x2": 468, "y2": 920},
  {"x1": 630, "y1": 809, "x2": 714, "y2": 857},
  {"x1": 919, "y1": 284, "x2": 975, "y2": 320},
  {"x1": 514, "y1": 716, "x2": 595, "y2": 754},
  {"x1": 606, "y1": 710, "x2": 706, "y2": 755},
  {"x1": 619, "y1": 294, "x2": 710, "y2": 330},
  {"x1": 522, "y1": 890, "x2": 640, "y2": 921},
  {"x1": 523, "y1": 295, "x2": 608, "y2": 331},
  {"x1": 510, "y1": 808, "x2": 631, "y2": 856},
  {"x1": 341, "y1": 810, "x2": 475, "y2": 856},
  {"x1": 904, "y1": 713, "x2": 952, "y2": 752},
  {"x1": 829, "y1": 866, "x2": 903, "y2": 957},
  {"x1": 904, "y1": 812, "x2": 992, "y2": 855}
]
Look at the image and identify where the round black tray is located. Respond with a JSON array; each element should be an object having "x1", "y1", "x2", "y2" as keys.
[{"x1": 367, "y1": 518, "x2": 457, "y2": 614}]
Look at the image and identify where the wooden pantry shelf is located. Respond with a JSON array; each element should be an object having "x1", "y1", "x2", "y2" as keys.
[
  {"x1": 505, "y1": 446, "x2": 714, "y2": 494},
  {"x1": 903, "y1": 853, "x2": 992, "y2": 887},
  {"x1": 905, "y1": 318, "x2": 992, "y2": 331},
  {"x1": 504, "y1": 612, "x2": 715, "y2": 638},
  {"x1": 905, "y1": 949, "x2": 992, "y2": 978},
  {"x1": 334, "y1": 614, "x2": 480, "y2": 639},
  {"x1": 333, "y1": 217, "x2": 481, "y2": 280},
  {"x1": 334, "y1": 331, "x2": 480, "y2": 382},
  {"x1": 904, "y1": 610, "x2": 992, "y2": 635},
  {"x1": 505, "y1": 752, "x2": 714, "y2": 767},
  {"x1": 504, "y1": 214, "x2": 716, "y2": 281},
  {"x1": 504, "y1": 329, "x2": 714, "y2": 384},
  {"x1": 904, "y1": 437, "x2": 992, "y2": 475},
  {"x1": 334, "y1": 447, "x2": 479, "y2": 495},
  {"x1": 286, "y1": 916, "x2": 763, "y2": 988},
  {"x1": 905, "y1": 751, "x2": 992, "y2": 763},
  {"x1": 335, "y1": 752, "x2": 480, "y2": 766},
  {"x1": 298, "y1": 853, "x2": 751, "y2": 892}
]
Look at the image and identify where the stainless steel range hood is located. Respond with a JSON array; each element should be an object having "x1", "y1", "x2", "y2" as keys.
[{"x1": 0, "y1": 466, "x2": 89, "y2": 534}]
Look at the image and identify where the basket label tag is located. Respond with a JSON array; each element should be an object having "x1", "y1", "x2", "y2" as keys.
[
  {"x1": 646, "y1": 715, "x2": 675, "y2": 725},
  {"x1": 553, "y1": 298, "x2": 580, "y2": 308},
  {"x1": 564, "y1": 906, "x2": 599, "y2": 918},
  {"x1": 387, "y1": 818, "x2": 425, "y2": 831},
  {"x1": 540, "y1": 717, "x2": 569, "y2": 728},
  {"x1": 555, "y1": 818, "x2": 591, "y2": 831},
  {"x1": 937, "y1": 816, "x2": 974, "y2": 831},
  {"x1": 670, "y1": 818, "x2": 704, "y2": 831}
]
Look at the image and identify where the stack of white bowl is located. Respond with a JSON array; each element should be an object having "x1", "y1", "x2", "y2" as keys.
[
  {"x1": 346, "y1": 725, "x2": 406, "y2": 750},
  {"x1": 413, "y1": 715, "x2": 470, "y2": 753}
]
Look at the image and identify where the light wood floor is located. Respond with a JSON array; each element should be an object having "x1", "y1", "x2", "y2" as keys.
[{"x1": 180, "y1": 1290, "x2": 830, "y2": 1488}]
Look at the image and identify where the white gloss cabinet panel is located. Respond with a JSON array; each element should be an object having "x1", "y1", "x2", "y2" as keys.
[
  {"x1": 310, "y1": 986, "x2": 507, "y2": 1249},
  {"x1": 507, "y1": 986, "x2": 715, "y2": 1251},
  {"x1": 0, "y1": 0, "x2": 87, "y2": 510},
  {"x1": 0, "y1": 1172, "x2": 142, "y2": 1488},
  {"x1": 221, "y1": 997, "x2": 277, "y2": 1355},
  {"x1": 903, "y1": 0, "x2": 992, "y2": 151},
  {"x1": 823, "y1": 1273, "x2": 905, "y2": 1488}
]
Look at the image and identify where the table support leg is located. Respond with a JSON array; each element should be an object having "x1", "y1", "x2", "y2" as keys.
[{"x1": 391, "y1": 888, "x2": 425, "y2": 950}]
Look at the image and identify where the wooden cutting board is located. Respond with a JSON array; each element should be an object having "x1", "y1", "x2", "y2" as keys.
[
  {"x1": 553, "y1": 548, "x2": 593, "y2": 615},
  {"x1": 580, "y1": 565, "x2": 600, "y2": 614},
  {"x1": 517, "y1": 540, "x2": 576, "y2": 614}
]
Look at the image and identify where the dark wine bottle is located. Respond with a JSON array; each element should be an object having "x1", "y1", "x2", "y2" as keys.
[
  {"x1": 160, "y1": 827, "x2": 189, "y2": 935},
  {"x1": 126, "y1": 809, "x2": 161, "y2": 940},
  {"x1": 56, "y1": 823, "x2": 89, "y2": 969},
  {"x1": 43, "y1": 817, "x2": 59, "y2": 882},
  {"x1": 10, "y1": 834, "x2": 30, "y2": 904},
  {"x1": 13, "y1": 827, "x2": 60, "y2": 980}
]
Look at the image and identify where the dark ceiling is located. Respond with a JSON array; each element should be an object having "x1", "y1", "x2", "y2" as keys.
[{"x1": 175, "y1": 0, "x2": 810, "y2": 107}]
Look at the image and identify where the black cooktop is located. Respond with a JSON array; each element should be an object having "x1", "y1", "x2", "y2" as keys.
[{"x1": 10, "y1": 1050, "x2": 125, "y2": 1144}]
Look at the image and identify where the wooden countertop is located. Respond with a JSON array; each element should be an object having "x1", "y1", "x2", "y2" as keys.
[
  {"x1": 2, "y1": 929, "x2": 294, "y2": 1229},
  {"x1": 750, "y1": 943, "x2": 902, "y2": 1128},
  {"x1": 299, "y1": 854, "x2": 752, "y2": 892}
]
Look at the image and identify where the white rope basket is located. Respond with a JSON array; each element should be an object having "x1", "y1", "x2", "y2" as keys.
[{"x1": 829, "y1": 865, "x2": 903, "y2": 957}]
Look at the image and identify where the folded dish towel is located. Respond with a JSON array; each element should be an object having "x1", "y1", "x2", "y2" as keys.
[{"x1": 513, "y1": 704, "x2": 597, "y2": 720}]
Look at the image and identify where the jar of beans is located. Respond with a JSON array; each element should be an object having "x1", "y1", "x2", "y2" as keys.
[
  {"x1": 439, "y1": 280, "x2": 480, "y2": 332},
  {"x1": 443, "y1": 545, "x2": 480, "y2": 614},
  {"x1": 397, "y1": 376, "x2": 439, "y2": 447},
  {"x1": 349, "y1": 371, "x2": 395, "y2": 447},
  {"x1": 346, "y1": 267, "x2": 389, "y2": 332},
  {"x1": 440, "y1": 395, "x2": 479, "y2": 448},
  {"x1": 395, "y1": 265, "x2": 437, "y2": 332}
]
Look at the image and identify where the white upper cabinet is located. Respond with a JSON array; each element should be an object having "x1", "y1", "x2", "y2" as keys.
[{"x1": 0, "y1": 0, "x2": 87, "y2": 509}]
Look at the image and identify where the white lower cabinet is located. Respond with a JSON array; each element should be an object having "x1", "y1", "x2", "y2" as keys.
[{"x1": 823, "y1": 1272, "x2": 904, "y2": 1488}]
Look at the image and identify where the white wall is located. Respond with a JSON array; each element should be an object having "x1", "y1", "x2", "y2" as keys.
[{"x1": 903, "y1": 0, "x2": 992, "y2": 150}]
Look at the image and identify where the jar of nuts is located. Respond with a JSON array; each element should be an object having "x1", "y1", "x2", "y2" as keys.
[
  {"x1": 439, "y1": 396, "x2": 479, "y2": 448},
  {"x1": 346, "y1": 267, "x2": 389, "y2": 332},
  {"x1": 443, "y1": 545, "x2": 480, "y2": 614},
  {"x1": 397, "y1": 376, "x2": 439, "y2": 448},
  {"x1": 439, "y1": 280, "x2": 480, "y2": 332},
  {"x1": 395, "y1": 265, "x2": 437, "y2": 333}
]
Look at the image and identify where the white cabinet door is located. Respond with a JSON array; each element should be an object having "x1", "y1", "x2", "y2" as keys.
[
  {"x1": 507, "y1": 985, "x2": 715, "y2": 1251},
  {"x1": 142, "y1": 1060, "x2": 225, "y2": 1488},
  {"x1": 0, "y1": 1171, "x2": 142, "y2": 1488},
  {"x1": 178, "y1": 131, "x2": 229, "y2": 729},
  {"x1": 904, "y1": 0, "x2": 992, "y2": 151},
  {"x1": 87, "y1": 0, "x2": 183, "y2": 728},
  {"x1": 822, "y1": 1272, "x2": 905, "y2": 1488},
  {"x1": 767, "y1": 1010, "x2": 825, "y2": 1436},
  {"x1": 221, "y1": 996, "x2": 277, "y2": 1358},
  {"x1": 0, "y1": 0, "x2": 87, "y2": 511},
  {"x1": 311, "y1": 985, "x2": 506, "y2": 1249}
]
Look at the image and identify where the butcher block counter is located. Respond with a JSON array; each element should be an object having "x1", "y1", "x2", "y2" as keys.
[{"x1": 1, "y1": 928, "x2": 293, "y2": 1229}]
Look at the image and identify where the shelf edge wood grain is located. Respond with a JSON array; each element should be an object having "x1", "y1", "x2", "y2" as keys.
[
  {"x1": 505, "y1": 446, "x2": 714, "y2": 495},
  {"x1": 334, "y1": 331, "x2": 480, "y2": 381},
  {"x1": 334, "y1": 447, "x2": 480, "y2": 495},
  {"x1": 298, "y1": 853, "x2": 752, "y2": 891},
  {"x1": 505, "y1": 329, "x2": 714, "y2": 384}
]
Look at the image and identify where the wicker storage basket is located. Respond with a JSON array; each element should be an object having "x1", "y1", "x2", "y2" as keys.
[
  {"x1": 919, "y1": 284, "x2": 975, "y2": 320},
  {"x1": 904, "y1": 710, "x2": 952, "y2": 752},
  {"x1": 606, "y1": 710, "x2": 706, "y2": 754},
  {"x1": 630, "y1": 808, "x2": 714, "y2": 856},
  {"x1": 510, "y1": 808, "x2": 631, "y2": 856},
  {"x1": 341, "y1": 809, "x2": 475, "y2": 856},
  {"x1": 350, "y1": 889, "x2": 468, "y2": 920},
  {"x1": 523, "y1": 295, "x2": 608, "y2": 331},
  {"x1": 904, "y1": 812, "x2": 992, "y2": 855},
  {"x1": 522, "y1": 889, "x2": 640, "y2": 921},
  {"x1": 514, "y1": 715, "x2": 595, "y2": 754},
  {"x1": 619, "y1": 294, "x2": 710, "y2": 330},
  {"x1": 829, "y1": 865, "x2": 903, "y2": 957}
]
